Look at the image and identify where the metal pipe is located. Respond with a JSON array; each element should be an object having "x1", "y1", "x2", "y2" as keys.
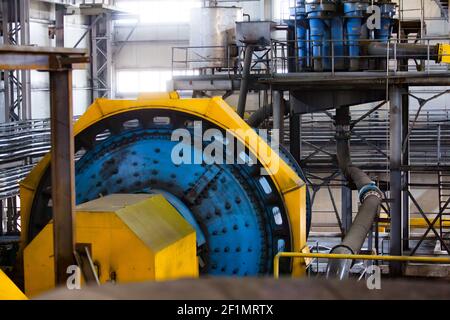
[
  {"x1": 246, "y1": 100, "x2": 291, "y2": 128},
  {"x1": 274, "y1": 251, "x2": 450, "y2": 279},
  {"x1": 326, "y1": 106, "x2": 382, "y2": 279},
  {"x1": 367, "y1": 42, "x2": 440, "y2": 61},
  {"x1": 237, "y1": 45, "x2": 255, "y2": 118}
]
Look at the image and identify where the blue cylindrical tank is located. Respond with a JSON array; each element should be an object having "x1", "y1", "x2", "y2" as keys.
[
  {"x1": 305, "y1": 0, "x2": 337, "y2": 71},
  {"x1": 375, "y1": 1, "x2": 396, "y2": 42},
  {"x1": 343, "y1": 1, "x2": 369, "y2": 71},
  {"x1": 294, "y1": 0, "x2": 308, "y2": 71}
]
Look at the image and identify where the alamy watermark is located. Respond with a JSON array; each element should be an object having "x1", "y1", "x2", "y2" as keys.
[
  {"x1": 365, "y1": 265, "x2": 382, "y2": 290},
  {"x1": 366, "y1": 5, "x2": 384, "y2": 31},
  {"x1": 66, "y1": 265, "x2": 81, "y2": 290},
  {"x1": 170, "y1": 121, "x2": 281, "y2": 175}
]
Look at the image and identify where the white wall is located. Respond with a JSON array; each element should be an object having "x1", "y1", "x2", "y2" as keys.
[
  {"x1": 0, "y1": 0, "x2": 92, "y2": 121},
  {"x1": 112, "y1": 0, "x2": 264, "y2": 100}
]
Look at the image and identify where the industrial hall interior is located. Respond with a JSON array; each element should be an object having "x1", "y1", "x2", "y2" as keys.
[{"x1": 0, "y1": 0, "x2": 450, "y2": 301}]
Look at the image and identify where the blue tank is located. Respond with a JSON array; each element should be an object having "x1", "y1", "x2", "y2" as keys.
[
  {"x1": 375, "y1": 1, "x2": 396, "y2": 42},
  {"x1": 294, "y1": 0, "x2": 308, "y2": 70},
  {"x1": 305, "y1": 0, "x2": 337, "y2": 71},
  {"x1": 343, "y1": 1, "x2": 369, "y2": 70},
  {"x1": 287, "y1": 0, "x2": 396, "y2": 72}
]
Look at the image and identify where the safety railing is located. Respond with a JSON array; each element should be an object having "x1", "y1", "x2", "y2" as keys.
[
  {"x1": 273, "y1": 251, "x2": 450, "y2": 279},
  {"x1": 172, "y1": 37, "x2": 450, "y2": 78},
  {"x1": 271, "y1": 37, "x2": 450, "y2": 75},
  {"x1": 171, "y1": 44, "x2": 273, "y2": 77},
  {"x1": 171, "y1": 45, "x2": 235, "y2": 77}
]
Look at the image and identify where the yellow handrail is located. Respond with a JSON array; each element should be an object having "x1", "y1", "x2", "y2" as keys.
[{"x1": 274, "y1": 252, "x2": 450, "y2": 279}]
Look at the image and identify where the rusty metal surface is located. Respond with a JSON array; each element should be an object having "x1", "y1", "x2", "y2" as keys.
[
  {"x1": 0, "y1": 45, "x2": 88, "y2": 71},
  {"x1": 36, "y1": 277, "x2": 450, "y2": 300},
  {"x1": 50, "y1": 69, "x2": 76, "y2": 285}
]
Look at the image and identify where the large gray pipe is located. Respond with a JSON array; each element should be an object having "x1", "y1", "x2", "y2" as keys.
[
  {"x1": 237, "y1": 45, "x2": 255, "y2": 118},
  {"x1": 326, "y1": 106, "x2": 383, "y2": 280},
  {"x1": 247, "y1": 101, "x2": 290, "y2": 128},
  {"x1": 367, "y1": 42, "x2": 440, "y2": 61}
]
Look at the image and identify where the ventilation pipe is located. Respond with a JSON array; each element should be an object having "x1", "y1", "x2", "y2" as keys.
[{"x1": 326, "y1": 106, "x2": 383, "y2": 280}]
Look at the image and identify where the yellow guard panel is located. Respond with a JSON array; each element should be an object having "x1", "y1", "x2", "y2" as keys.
[
  {"x1": 0, "y1": 269, "x2": 27, "y2": 300},
  {"x1": 24, "y1": 194, "x2": 198, "y2": 297}
]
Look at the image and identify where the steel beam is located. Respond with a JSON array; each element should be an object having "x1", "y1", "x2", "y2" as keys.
[
  {"x1": 0, "y1": 46, "x2": 88, "y2": 70},
  {"x1": 342, "y1": 184, "x2": 353, "y2": 234},
  {"x1": 50, "y1": 68, "x2": 76, "y2": 285},
  {"x1": 389, "y1": 85, "x2": 404, "y2": 276}
]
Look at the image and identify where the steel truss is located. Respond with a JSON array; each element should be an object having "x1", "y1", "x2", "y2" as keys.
[
  {"x1": 288, "y1": 87, "x2": 450, "y2": 272},
  {"x1": 1, "y1": 0, "x2": 31, "y2": 121}
]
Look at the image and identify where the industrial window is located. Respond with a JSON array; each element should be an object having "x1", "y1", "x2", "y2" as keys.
[
  {"x1": 273, "y1": 0, "x2": 291, "y2": 21},
  {"x1": 115, "y1": 1, "x2": 201, "y2": 24},
  {"x1": 116, "y1": 69, "x2": 198, "y2": 95}
]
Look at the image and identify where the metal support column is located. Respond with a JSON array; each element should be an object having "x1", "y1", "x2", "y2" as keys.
[
  {"x1": 389, "y1": 85, "x2": 403, "y2": 276},
  {"x1": 0, "y1": 44, "x2": 88, "y2": 284},
  {"x1": 289, "y1": 93, "x2": 301, "y2": 163},
  {"x1": 50, "y1": 68, "x2": 76, "y2": 285},
  {"x1": 273, "y1": 90, "x2": 284, "y2": 144},
  {"x1": 342, "y1": 185, "x2": 353, "y2": 234},
  {"x1": 338, "y1": 106, "x2": 353, "y2": 235},
  {"x1": 402, "y1": 90, "x2": 410, "y2": 251},
  {"x1": 55, "y1": 4, "x2": 65, "y2": 48}
]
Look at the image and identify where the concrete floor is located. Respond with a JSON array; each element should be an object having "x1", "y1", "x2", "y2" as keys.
[{"x1": 37, "y1": 277, "x2": 450, "y2": 300}]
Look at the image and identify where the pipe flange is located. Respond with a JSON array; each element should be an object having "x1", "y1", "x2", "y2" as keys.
[
  {"x1": 329, "y1": 244, "x2": 354, "y2": 255},
  {"x1": 359, "y1": 181, "x2": 382, "y2": 202}
]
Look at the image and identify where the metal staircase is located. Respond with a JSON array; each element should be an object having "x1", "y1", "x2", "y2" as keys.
[{"x1": 434, "y1": 0, "x2": 449, "y2": 20}]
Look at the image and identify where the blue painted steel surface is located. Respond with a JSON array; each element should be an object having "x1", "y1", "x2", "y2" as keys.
[
  {"x1": 305, "y1": 1, "x2": 337, "y2": 71},
  {"x1": 290, "y1": 0, "x2": 396, "y2": 71},
  {"x1": 375, "y1": 3, "x2": 396, "y2": 42},
  {"x1": 294, "y1": 1, "x2": 308, "y2": 70},
  {"x1": 74, "y1": 128, "x2": 287, "y2": 276},
  {"x1": 343, "y1": 2, "x2": 369, "y2": 60}
]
